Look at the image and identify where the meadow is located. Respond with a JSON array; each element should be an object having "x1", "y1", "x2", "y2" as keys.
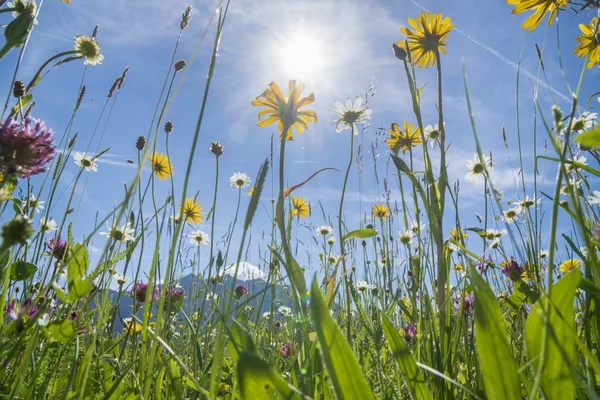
[{"x1": 1, "y1": 0, "x2": 600, "y2": 398}]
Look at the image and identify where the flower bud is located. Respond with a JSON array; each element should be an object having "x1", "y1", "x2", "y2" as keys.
[
  {"x1": 2, "y1": 215, "x2": 33, "y2": 246},
  {"x1": 174, "y1": 60, "x2": 186, "y2": 72},
  {"x1": 392, "y1": 43, "x2": 407, "y2": 61},
  {"x1": 164, "y1": 120, "x2": 174, "y2": 134},
  {"x1": 210, "y1": 141, "x2": 224, "y2": 157},
  {"x1": 135, "y1": 136, "x2": 146, "y2": 150}
]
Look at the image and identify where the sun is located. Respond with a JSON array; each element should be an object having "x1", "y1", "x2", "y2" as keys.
[{"x1": 279, "y1": 31, "x2": 325, "y2": 79}]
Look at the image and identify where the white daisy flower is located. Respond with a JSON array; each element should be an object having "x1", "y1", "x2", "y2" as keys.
[
  {"x1": 539, "y1": 249, "x2": 548, "y2": 259},
  {"x1": 170, "y1": 214, "x2": 182, "y2": 224},
  {"x1": 327, "y1": 237, "x2": 336, "y2": 245},
  {"x1": 589, "y1": 190, "x2": 600, "y2": 205},
  {"x1": 485, "y1": 228, "x2": 507, "y2": 240},
  {"x1": 355, "y1": 280, "x2": 375, "y2": 292},
  {"x1": 580, "y1": 246, "x2": 589, "y2": 258},
  {"x1": 566, "y1": 154, "x2": 587, "y2": 173},
  {"x1": 100, "y1": 221, "x2": 134, "y2": 243},
  {"x1": 27, "y1": 194, "x2": 44, "y2": 213},
  {"x1": 398, "y1": 229, "x2": 414, "y2": 246},
  {"x1": 502, "y1": 207, "x2": 522, "y2": 223},
  {"x1": 263, "y1": 311, "x2": 272, "y2": 319},
  {"x1": 188, "y1": 230, "x2": 210, "y2": 246},
  {"x1": 112, "y1": 272, "x2": 128, "y2": 285},
  {"x1": 423, "y1": 123, "x2": 445, "y2": 148},
  {"x1": 316, "y1": 225, "x2": 334, "y2": 236},
  {"x1": 410, "y1": 221, "x2": 425, "y2": 233},
  {"x1": 278, "y1": 306, "x2": 292, "y2": 317},
  {"x1": 230, "y1": 172, "x2": 251, "y2": 189},
  {"x1": 561, "y1": 178, "x2": 581, "y2": 195},
  {"x1": 488, "y1": 238, "x2": 501, "y2": 249},
  {"x1": 572, "y1": 111, "x2": 598, "y2": 133},
  {"x1": 39, "y1": 217, "x2": 57, "y2": 233},
  {"x1": 329, "y1": 96, "x2": 372, "y2": 133},
  {"x1": 328, "y1": 254, "x2": 340, "y2": 265},
  {"x1": 515, "y1": 195, "x2": 541, "y2": 210},
  {"x1": 73, "y1": 35, "x2": 104, "y2": 66},
  {"x1": 73, "y1": 152, "x2": 98, "y2": 172},
  {"x1": 448, "y1": 242, "x2": 460, "y2": 253},
  {"x1": 206, "y1": 292, "x2": 218, "y2": 301},
  {"x1": 465, "y1": 154, "x2": 492, "y2": 182}
]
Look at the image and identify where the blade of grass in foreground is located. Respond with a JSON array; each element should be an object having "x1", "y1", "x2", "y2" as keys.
[
  {"x1": 526, "y1": 269, "x2": 581, "y2": 400},
  {"x1": 310, "y1": 278, "x2": 375, "y2": 400},
  {"x1": 381, "y1": 312, "x2": 433, "y2": 400},
  {"x1": 469, "y1": 266, "x2": 521, "y2": 400}
]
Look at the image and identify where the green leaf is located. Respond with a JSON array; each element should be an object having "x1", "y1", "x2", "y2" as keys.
[
  {"x1": 526, "y1": 269, "x2": 581, "y2": 400},
  {"x1": 47, "y1": 318, "x2": 76, "y2": 342},
  {"x1": 52, "y1": 282, "x2": 67, "y2": 302},
  {"x1": 9, "y1": 93, "x2": 32, "y2": 116},
  {"x1": 342, "y1": 229, "x2": 378, "y2": 241},
  {"x1": 66, "y1": 278, "x2": 94, "y2": 302},
  {"x1": 9, "y1": 261, "x2": 37, "y2": 281},
  {"x1": 578, "y1": 276, "x2": 600, "y2": 301},
  {"x1": 310, "y1": 278, "x2": 375, "y2": 400},
  {"x1": 465, "y1": 227, "x2": 486, "y2": 239},
  {"x1": 244, "y1": 159, "x2": 268, "y2": 231},
  {"x1": 514, "y1": 279, "x2": 539, "y2": 305},
  {"x1": 381, "y1": 313, "x2": 432, "y2": 400},
  {"x1": 469, "y1": 266, "x2": 521, "y2": 400},
  {"x1": 574, "y1": 124, "x2": 600, "y2": 148},
  {"x1": 67, "y1": 243, "x2": 89, "y2": 283},
  {"x1": 0, "y1": 173, "x2": 18, "y2": 201},
  {"x1": 228, "y1": 319, "x2": 258, "y2": 364},
  {"x1": 237, "y1": 351, "x2": 303, "y2": 400}
]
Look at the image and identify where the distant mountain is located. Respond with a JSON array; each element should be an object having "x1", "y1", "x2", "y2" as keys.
[{"x1": 93, "y1": 274, "x2": 291, "y2": 333}]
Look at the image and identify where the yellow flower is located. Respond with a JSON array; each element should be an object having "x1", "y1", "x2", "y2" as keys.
[
  {"x1": 180, "y1": 198, "x2": 204, "y2": 225},
  {"x1": 449, "y1": 227, "x2": 467, "y2": 241},
  {"x1": 148, "y1": 152, "x2": 173, "y2": 180},
  {"x1": 251, "y1": 80, "x2": 317, "y2": 141},
  {"x1": 453, "y1": 263, "x2": 465, "y2": 272},
  {"x1": 506, "y1": 0, "x2": 567, "y2": 32},
  {"x1": 559, "y1": 259, "x2": 583, "y2": 274},
  {"x1": 291, "y1": 196, "x2": 310, "y2": 218},
  {"x1": 247, "y1": 186, "x2": 254, "y2": 196},
  {"x1": 574, "y1": 17, "x2": 600, "y2": 69},
  {"x1": 399, "y1": 12, "x2": 454, "y2": 68},
  {"x1": 372, "y1": 203, "x2": 391, "y2": 219},
  {"x1": 123, "y1": 319, "x2": 142, "y2": 334},
  {"x1": 386, "y1": 121, "x2": 422, "y2": 154}
]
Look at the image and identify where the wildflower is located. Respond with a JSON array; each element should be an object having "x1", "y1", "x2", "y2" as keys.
[
  {"x1": 210, "y1": 141, "x2": 224, "y2": 157},
  {"x1": 73, "y1": 34, "x2": 104, "y2": 65},
  {"x1": 180, "y1": 198, "x2": 204, "y2": 225},
  {"x1": 501, "y1": 258, "x2": 524, "y2": 282},
  {"x1": 251, "y1": 80, "x2": 317, "y2": 141},
  {"x1": 230, "y1": 172, "x2": 251, "y2": 189},
  {"x1": 27, "y1": 194, "x2": 44, "y2": 213},
  {"x1": 291, "y1": 196, "x2": 310, "y2": 218},
  {"x1": 122, "y1": 318, "x2": 142, "y2": 334},
  {"x1": 399, "y1": 12, "x2": 454, "y2": 68},
  {"x1": 561, "y1": 177, "x2": 582, "y2": 195},
  {"x1": 263, "y1": 311, "x2": 272, "y2": 319},
  {"x1": 453, "y1": 263, "x2": 465, "y2": 273},
  {"x1": 539, "y1": 249, "x2": 548, "y2": 259},
  {"x1": 174, "y1": 60, "x2": 186, "y2": 72},
  {"x1": 403, "y1": 322, "x2": 417, "y2": 341},
  {"x1": 329, "y1": 96, "x2": 372, "y2": 133},
  {"x1": 410, "y1": 221, "x2": 425, "y2": 233},
  {"x1": 247, "y1": 186, "x2": 254, "y2": 196},
  {"x1": 6, "y1": 298, "x2": 38, "y2": 321},
  {"x1": 188, "y1": 230, "x2": 209, "y2": 246},
  {"x1": 100, "y1": 221, "x2": 134, "y2": 243},
  {"x1": 278, "y1": 306, "x2": 292, "y2": 317},
  {"x1": 47, "y1": 235, "x2": 68, "y2": 260},
  {"x1": 488, "y1": 238, "x2": 501, "y2": 249},
  {"x1": 502, "y1": 207, "x2": 522, "y2": 223},
  {"x1": 316, "y1": 225, "x2": 333, "y2": 236},
  {"x1": 113, "y1": 272, "x2": 127, "y2": 285},
  {"x1": 423, "y1": 123, "x2": 444, "y2": 147},
  {"x1": 170, "y1": 214, "x2": 182, "y2": 224},
  {"x1": 234, "y1": 284, "x2": 248, "y2": 299},
  {"x1": 398, "y1": 229, "x2": 414, "y2": 246},
  {"x1": 515, "y1": 195, "x2": 541, "y2": 210},
  {"x1": 2, "y1": 215, "x2": 32, "y2": 246},
  {"x1": 453, "y1": 293, "x2": 474, "y2": 317},
  {"x1": 7, "y1": 0, "x2": 37, "y2": 20},
  {"x1": 0, "y1": 118, "x2": 55, "y2": 178},
  {"x1": 559, "y1": 259, "x2": 583, "y2": 274},
  {"x1": 280, "y1": 341, "x2": 296, "y2": 358},
  {"x1": 135, "y1": 136, "x2": 146, "y2": 150},
  {"x1": 148, "y1": 152, "x2": 173, "y2": 180},
  {"x1": 493, "y1": 188, "x2": 504, "y2": 202},
  {"x1": 327, "y1": 237, "x2": 336, "y2": 245},
  {"x1": 507, "y1": 0, "x2": 567, "y2": 32},
  {"x1": 565, "y1": 155, "x2": 587, "y2": 173},
  {"x1": 39, "y1": 217, "x2": 57, "y2": 233},
  {"x1": 465, "y1": 154, "x2": 492, "y2": 182},
  {"x1": 386, "y1": 121, "x2": 422, "y2": 154},
  {"x1": 447, "y1": 242, "x2": 460, "y2": 253},
  {"x1": 574, "y1": 17, "x2": 600, "y2": 69},
  {"x1": 328, "y1": 254, "x2": 340, "y2": 265},
  {"x1": 355, "y1": 280, "x2": 375, "y2": 292},
  {"x1": 131, "y1": 281, "x2": 158, "y2": 303},
  {"x1": 588, "y1": 191, "x2": 600, "y2": 205},
  {"x1": 73, "y1": 152, "x2": 98, "y2": 172},
  {"x1": 165, "y1": 285, "x2": 185, "y2": 305},
  {"x1": 449, "y1": 227, "x2": 467, "y2": 241},
  {"x1": 373, "y1": 203, "x2": 391, "y2": 219}
]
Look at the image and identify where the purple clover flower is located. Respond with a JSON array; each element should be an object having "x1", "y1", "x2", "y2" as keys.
[
  {"x1": 234, "y1": 283, "x2": 248, "y2": 299},
  {"x1": 0, "y1": 118, "x2": 55, "y2": 178},
  {"x1": 131, "y1": 281, "x2": 158, "y2": 303},
  {"x1": 280, "y1": 341, "x2": 296, "y2": 358},
  {"x1": 403, "y1": 322, "x2": 417, "y2": 341},
  {"x1": 47, "y1": 235, "x2": 68, "y2": 260},
  {"x1": 501, "y1": 257, "x2": 524, "y2": 282},
  {"x1": 453, "y1": 293, "x2": 475, "y2": 317},
  {"x1": 165, "y1": 285, "x2": 185, "y2": 304},
  {"x1": 6, "y1": 298, "x2": 39, "y2": 321}
]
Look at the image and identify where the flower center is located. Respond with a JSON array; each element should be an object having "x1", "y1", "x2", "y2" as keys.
[
  {"x1": 472, "y1": 164, "x2": 484, "y2": 174},
  {"x1": 342, "y1": 110, "x2": 362, "y2": 124},
  {"x1": 429, "y1": 130, "x2": 440, "y2": 140},
  {"x1": 82, "y1": 159, "x2": 92, "y2": 167},
  {"x1": 236, "y1": 179, "x2": 245, "y2": 186},
  {"x1": 506, "y1": 210, "x2": 516, "y2": 218}
]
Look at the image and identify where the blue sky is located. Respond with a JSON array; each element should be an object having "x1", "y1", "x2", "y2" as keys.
[{"x1": 1, "y1": 0, "x2": 598, "y2": 283}]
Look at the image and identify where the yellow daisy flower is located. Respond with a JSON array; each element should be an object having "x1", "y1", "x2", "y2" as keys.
[
  {"x1": 449, "y1": 227, "x2": 467, "y2": 241},
  {"x1": 251, "y1": 80, "x2": 318, "y2": 141},
  {"x1": 180, "y1": 198, "x2": 204, "y2": 225},
  {"x1": 453, "y1": 263, "x2": 465, "y2": 273},
  {"x1": 291, "y1": 196, "x2": 310, "y2": 218},
  {"x1": 506, "y1": 0, "x2": 567, "y2": 32},
  {"x1": 372, "y1": 203, "x2": 391, "y2": 219},
  {"x1": 386, "y1": 121, "x2": 422, "y2": 154},
  {"x1": 247, "y1": 186, "x2": 254, "y2": 196},
  {"x1": 148, "y1": 152, "x2": 173, "y2": 180},
  {"x1": 123, "y1": 319, "x2": 142, "y2": 334},
  {"x1": 574, "y1": 17, "x2": 600, "y2": 69},
  {"x1": 559, "y1": 259, "x2": 583, "y2": 274},
  {"x1": 399, "y1": 12, "x2": 454, "y2": 68}
]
